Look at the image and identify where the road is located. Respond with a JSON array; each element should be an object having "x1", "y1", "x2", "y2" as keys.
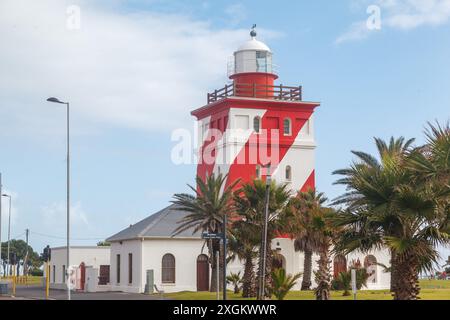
[{"x1": 1, "y1": 285, "x2": 165, "y2": 300}]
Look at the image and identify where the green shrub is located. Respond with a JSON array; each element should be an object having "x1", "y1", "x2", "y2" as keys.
[
  {"x1": 331, "y1": 268, "x2": 369, "y2": 295},
  {"x1": 29, "y1": 268, "x2": 43, "y2": 276},
  {"x1": 271, "y1": 268, "x2": 302, "y2": 300}
]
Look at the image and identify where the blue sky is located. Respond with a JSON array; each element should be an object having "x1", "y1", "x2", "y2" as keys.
[{"x1": 0, "y1": 0, "x2": 449, "y2": 264}]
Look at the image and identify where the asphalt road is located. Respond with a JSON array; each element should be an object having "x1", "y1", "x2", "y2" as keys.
[{"x1": 1, "y1": 285, "x2": 164, "y2": 300}]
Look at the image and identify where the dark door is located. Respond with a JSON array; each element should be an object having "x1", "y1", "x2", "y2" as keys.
[
  {"x1": 79, "y1": 262, "x2": 86, "y2": 291},
  {"x1": 99, "y1": 265, "x2": 110, "y2": 285},
  {"x1": 197, "y1": 254, "x2": 209, "y2": 292}
]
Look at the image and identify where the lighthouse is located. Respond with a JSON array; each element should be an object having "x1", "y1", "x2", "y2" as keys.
[{"x1": 192, "y1": 27, "x2": 319, "y2": 193}]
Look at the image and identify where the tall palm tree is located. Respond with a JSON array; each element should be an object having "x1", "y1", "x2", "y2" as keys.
[
  {"x1": 234, "y1": 179, "x2": 291, "y2": 299},
  {"x1": 312, "y1": 207, "x2": 338, "y2": 300},
  {"x1": 289, "y1": 188, "x2": 327, "y2": 290},
  {"x1": 172, "y1": 173, "x2": 239, "y2": 292},
  {"x1": 332, "y1": 135, "x2": 450, "y2": 300}
]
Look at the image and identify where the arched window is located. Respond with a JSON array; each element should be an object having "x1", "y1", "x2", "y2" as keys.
[
  {"x1": 253, "y1": 116, "x2": 261, "y2": 133},
  {"x1": 333, "y1": 254, "x2": 347, "y2": 278},
  {"x1": 285, "y1": 166, "x2": 292, "y2": 181},
  {"x1": 364, "y1": 255, "x2": 377, "y2": 283},
  {"x1": 162, "y1": 254, "x2": 175, "y2": 283},
  {"x1": 256, "y1": 165, "x2": 261, "y2": 179},
  {"x1": 283, "y1": 118, "x2": 291, "y2": 136}
]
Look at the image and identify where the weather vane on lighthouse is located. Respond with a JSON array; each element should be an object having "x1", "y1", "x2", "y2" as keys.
[{"x1": 250, "y1": 24, "x2": 257, "y2": 38}]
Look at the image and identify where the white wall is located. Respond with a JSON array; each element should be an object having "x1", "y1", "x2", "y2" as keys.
[
  {"x1": 108, "y1": 237, "x2": 391, "y2": 294},
  {"x1": 141, "y1": 238, "x2": 205, "y2": 293},
  {"x1": 346, "y1": 249, "x2": 391, "y2": 290},
  {"x1": 48, "y1": 246, "x2": 110, "y2": 288},
  {"x1": 109, "y1": 239, "x2": 142, "y2": 293},
  {"x1": 271, "y1": 238, "x2": 391, "y2": 291}
]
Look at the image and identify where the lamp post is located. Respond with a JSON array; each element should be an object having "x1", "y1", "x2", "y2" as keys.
[
  {"x1": 46, "y1": 97, "x2": 70, "y2": 301},
  {"x1": 223, "y1": 213, "x2": 227, "y2": 301},
  {"x1": 2, "y1": 194, "x2": 11, "y2": 277},
  {"x1": 0, "y1": 173, "x2": 2, "y2": 277},
  {"x1": 258, "y1": 164, "x2": 271, "y2": 300}
]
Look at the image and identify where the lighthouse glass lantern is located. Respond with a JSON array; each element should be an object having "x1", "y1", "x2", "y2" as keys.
[{"x1": 233, "y1": 34, "x2": 274, "y2": 74}]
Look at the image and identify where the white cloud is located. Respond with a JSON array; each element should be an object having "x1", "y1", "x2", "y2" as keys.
[
  {"x1": 337, "y1": 0, "x2": 450, "y2": 44},
  {"x1": 225, "y1": 3, "x2": 247, "y2": 26},
  {"x1": 0, "y1": 0, "x2": 274, "y2": 138},
  {"x1": 41, "y1": 201, "x2": 89, "y2": 226},
  {"x1": 335, "y1": 21, "x2": 373, "y2": 44}
]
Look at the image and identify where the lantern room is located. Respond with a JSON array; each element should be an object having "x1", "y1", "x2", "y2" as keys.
[{"x1": 231, "y1": 27, "x2": 276, "y2": 76}]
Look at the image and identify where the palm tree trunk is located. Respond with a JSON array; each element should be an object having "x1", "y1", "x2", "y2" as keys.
[
  {"x1": 210, "y1": 249, "x2": 218, "y2": 292},
  {"x1": 242, "y1": 253, "x2": 256, "y2": 298},
  {"x1": 393, "y1": 254, "x2": 420, "y2": 300},
  {"x1": 256, "y1": 240, "x2": 273, "y2": 299},
  {"x1": 314, "y1": 243, "x2": 331, "y2": 300},
  {"x1": 390, "y1": 251, "x2": 398, "y2": 293},
  {"x1": 264, "y1": 241, "x2": 273, "y2": 299},
  {"x1": 301, "y1": 249, "x2": 313, "y2": 290}
]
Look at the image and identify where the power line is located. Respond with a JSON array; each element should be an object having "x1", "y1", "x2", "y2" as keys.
[
  {"x1": 10, "y1": 232, "x2": 25, "y2": 240},
  {"x1": 29, "y1": 230, "x2": 106, "y2": 241}
]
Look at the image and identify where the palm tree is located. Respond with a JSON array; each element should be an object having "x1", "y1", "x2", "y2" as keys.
[
  {"x1": 313, "y1": 207, "x2": 338, "y2": 300},
  {"x1": 172, "y1": 173, "x2": 239, "y2": 292},
  {"x1": 289, "y1": 188, "x2": 327, "y2": 290},
  {"x1": 234, "y1": 179, "x2": 291, "y2": 299},
  {"x1": 226, "y1": 272, "x2": 243, "y2": 294},
  {"x1": 228, "y1": 223, "x2": 259, "y2": 297},
  {"x1": 271, "y1": 268, "x2": 302, "y2": 300},
  {"x1": 332, "y1": 135, "x2": 450, "y2": 300}
]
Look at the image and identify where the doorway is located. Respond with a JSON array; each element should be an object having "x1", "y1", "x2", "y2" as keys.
[{"x1": 196, "y1": 254, "x2": 209, "y2": 292}]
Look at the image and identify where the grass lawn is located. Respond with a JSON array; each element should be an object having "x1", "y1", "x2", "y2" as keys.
[
  {"x1": 160, "y1": 280, "x2": 450, "y2": 300},
  {"x1": 2, "y1": 276, "x2": 43, "y2": 286}
]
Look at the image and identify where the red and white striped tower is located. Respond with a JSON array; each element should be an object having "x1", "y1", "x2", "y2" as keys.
[{"x1": 192, "y1": 27, "x2": 319, "y2": 193}]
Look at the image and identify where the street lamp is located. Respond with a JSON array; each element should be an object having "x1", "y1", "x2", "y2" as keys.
[
  {"x1": 258, "y1": 163, "x2": 271, "y2": 300},
  {"x1": 2, "y1": 194, "x2": 11, "y2": 277},
  {"x1": 46, "y1": 97, "x2": 71, "y2": 301},
  {"x1": 0, "y1": 173, "x2": 2, "y2": 277}
]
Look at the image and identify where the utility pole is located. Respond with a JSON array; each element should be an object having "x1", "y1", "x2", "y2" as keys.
[
  {"x1": 0, "y1": 172, "x2": 2, "y2": 277},
  {"x1": 24, "y1": 229, "x2": 29, "y2": 279},
  {"x1": 46, "y1": 97, "x2": 71, "y2": 300},
  {"x1": 2, "y1": 194, "x2": 12, "y2": 277},
  {"x1": 223, "y1": 213, "x2": 227, "y2": 301}
]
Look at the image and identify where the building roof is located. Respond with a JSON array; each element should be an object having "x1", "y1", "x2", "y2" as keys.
[
  {"x1": 106, "y1": 204, "x2": 201, "y2": 242},
  {"x1": 51, "y1": 246, "x2": 110, "y2": 250},
  {"x1": 237, "y1": 37, "x2": 271, "y2": 52}
]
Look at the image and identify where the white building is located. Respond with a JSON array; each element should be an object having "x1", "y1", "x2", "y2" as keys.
[
  {"x1": 106, "y1": 204, "x2": 391, "y2": 294},
  {"x1": 48, "y1": 246, "x2": 110, "y2": 291}
]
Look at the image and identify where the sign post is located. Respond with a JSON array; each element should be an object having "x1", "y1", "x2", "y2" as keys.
[
  {"x1": 351, "y1": 268, "x2": 357, "y2": 301},
  {"x1": 202, "y1": 231, "x2": 225, "y2": 301}
]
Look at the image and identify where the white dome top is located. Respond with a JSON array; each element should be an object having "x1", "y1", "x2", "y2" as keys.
[{"x1": 236, "y1": 37, "x2": 271, "y2": 52}]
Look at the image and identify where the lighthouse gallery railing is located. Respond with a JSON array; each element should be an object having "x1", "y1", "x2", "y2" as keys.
[{"x1": 207, "y1": 83, "x2": 303, "y2": 104}]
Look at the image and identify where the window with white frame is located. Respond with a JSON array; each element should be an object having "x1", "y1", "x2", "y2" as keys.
[
  {"x1": 285, "y1": 166, "x2": 292, "y2": 181},
  {"x1": 283, "y1": 118, "x2": 292, "y2": 136},
  {"x1": 162, "y1": 253, "x2": 176, "y2": 284}
]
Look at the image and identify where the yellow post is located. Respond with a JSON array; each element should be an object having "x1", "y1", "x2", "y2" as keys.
[
  {"x1": 46, "y1": 263, "x2": 50, "y2": 299},
  {"x1": 12, "y1": 265, "x2": 16, "y2": 296}
]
